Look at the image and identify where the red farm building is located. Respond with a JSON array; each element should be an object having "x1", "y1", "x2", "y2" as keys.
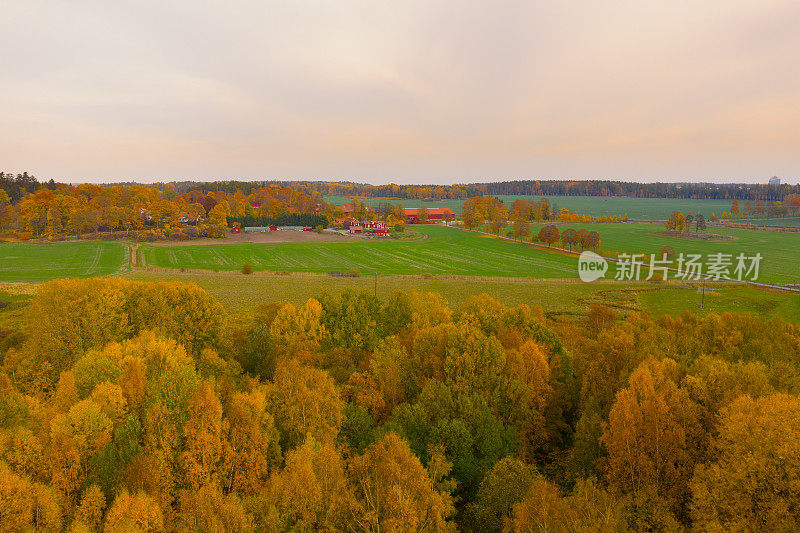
[
  {"x1": 363, "y1": 220, "x2": 389, "y2": 237},
  {"x1": 404, "y1": 208, "x2": 455, "y2": 224}
]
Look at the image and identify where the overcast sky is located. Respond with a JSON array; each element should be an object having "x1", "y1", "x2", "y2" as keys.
[{"x1": 1, "y1": 1, "x2": 798, "y2": 184}]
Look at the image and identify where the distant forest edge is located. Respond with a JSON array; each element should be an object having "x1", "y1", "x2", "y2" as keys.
[
  {"x1": 174, "y1": 178, "x2": 797, "y2": 201},
  {"x1": 3, "y1": 172, "x2": 798, "y2": 203},
  {"x1": 2, "y1": 171, "x2": 797, "y2": 241}
]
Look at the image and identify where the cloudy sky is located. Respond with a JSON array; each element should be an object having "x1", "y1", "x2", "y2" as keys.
[{"x1": 1, "y1": 0, "x2": 798, "y2": 184}]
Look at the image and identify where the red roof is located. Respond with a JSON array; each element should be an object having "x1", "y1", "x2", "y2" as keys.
[{"x1": 404, "y1": 208, "x2": 455, "y2": 216}]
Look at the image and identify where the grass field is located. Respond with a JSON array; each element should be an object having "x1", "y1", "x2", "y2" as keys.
[
  {"x1": 3, "y1": 270, "x2": 797, "y2": 325},
  {"x1": 0, "y1": 242, "x2": 129, "y2": 282},
  {"x1": 123, "y1": 270, "x2": 800, "y2": 323},
  {"x1": 324, "y1": 195, "x2": 737, "y2": 220},
  {"x1": 526, "y1": 222, "x2": 800, "y2": 285},
  {"x1": 139, "y1": 223, "x2": 799, "y2": 284},
  {"x1": 742, "y1": 218, "x2": 800, "y2": 227},
  {"x1": 139, "y1": 226, "x2": 578, "y2": 278},
  {"x1": 4, "y1": 222, "x2": 798, "y2": 287}
]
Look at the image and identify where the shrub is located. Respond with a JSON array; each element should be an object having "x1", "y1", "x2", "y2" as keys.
[{"x1": 241, "y1": 263, "x2": 253, "y2": 275}]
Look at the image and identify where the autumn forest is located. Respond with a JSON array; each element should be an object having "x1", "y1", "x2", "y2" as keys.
[{"x1": 1, "y1": 277, "x2": 798, "y2": 531}]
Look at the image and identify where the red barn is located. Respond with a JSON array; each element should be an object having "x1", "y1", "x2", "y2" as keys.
[
  {"x1": 231, "y1": 226, "x2": 241, "y2": 234},
  {"x1": 404, "y1": 208, "x2": 455, "y2": 224}
]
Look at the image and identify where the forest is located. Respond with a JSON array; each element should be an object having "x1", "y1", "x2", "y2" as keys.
[
  {"x1": 2, "y1": 173, "x2": 798, "y2": 244},
  {"x1": 244, "y1": 178, "x2": 798, "y2": 202},
  {"x1": 4, "y1": 173, "x2": 800, "y2": 218},
  {"x1": 0, "y1": 176, "x2": 330, "y2": 241},
  {"x1": 1, "y1": 277, "x2": 799, "y2": 531}
]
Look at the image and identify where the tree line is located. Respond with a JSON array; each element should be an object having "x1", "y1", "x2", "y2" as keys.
[
  {"x1": 290, "y1": 179, "x2": 799, "y2": 202},
  {"x1": 2, "y1": 278, "x2": 799, "y2": 531},
  {"x1": 258, "y1": 179, "x2": 800, "y2": 202},
  {"x1": 5, "y1": 173, "x2": 800, "y2": 212},
  {"x1": 0, "y1": 179, "x2": 331, "y2": 241}
]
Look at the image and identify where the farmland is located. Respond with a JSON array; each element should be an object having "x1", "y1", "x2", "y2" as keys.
[
  {"x1": 0, "y1": 241, "x2": 128, "y2": 282},
  {"x1": 743, "y1": 217, "x2": 800, "y2": 227},
  {"x1": 3, "y1": 222, "x2": 799, "y2": 286},
  {"x1": 324, "y1": 194, "x2": 738, "y2": 220},
  {"x1": 1, "y1": 226, "x2": 797, "y2": 324},
  {"x1": 138, "y1": 225, "x2": 578, "y2": 278},
  {"x1": 526, "y1": 222, "x2": 800, "y2": 285},
  {"x1": 123, "y1": 269, "x2": 800, "y2": 323},
  {"x1": 139, "y1": 222, "x2": 800, "y2": 284}
]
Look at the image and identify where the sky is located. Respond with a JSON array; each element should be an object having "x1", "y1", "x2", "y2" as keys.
[{"x1": 1, "y1": 0, "x2": 799, "y2": 185}]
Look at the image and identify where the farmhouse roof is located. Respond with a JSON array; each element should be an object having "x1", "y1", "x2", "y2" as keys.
[{"x1": 403, "y1": 208, "x2": 455, "y2": 216}]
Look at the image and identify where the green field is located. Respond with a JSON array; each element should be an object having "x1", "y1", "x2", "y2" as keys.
[
  {"x1": 140, "y1": 223, "x2": 799, "y2": 284},
  {"x1": 324, "y1": 194, "x2": 737, "y2": 220},
  {"x1": 0, "y1": 242, "x2": 129, "y2": 282},
  {"x1": 139, "y1": 226, "x2": 578, "y2": 278},
  {"x1": 526, "y1": 222, "x2": 800, "y2": 285},
  {"x1": 742, "y1": 217, "x2": 800, "y2": 227},
  {"x1": 122, "y1": 270, "x2": 800, "y2": 324},
  {"x1": 4, "y1": 221, "x2": 798, "y2": 287}
]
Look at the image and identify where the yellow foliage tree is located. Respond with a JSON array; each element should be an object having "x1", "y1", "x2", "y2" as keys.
[
  {"x1": 104, "y1": 489, "x2": 165, "y2": 533},
  {"x1": 691, "y1": 393, "x2": 800, "y2": 531},
  {"x1": 269, "y1": 358, "x2": 344, "y2": 449},
  {"x1": 221, "y1": 388, "x2": 281, "y2": 495},
  {"x1": 264, "y1": 436, "x2": 353, "y2": 531},
  {"x1": 180, "y1": 381, "x2": 224, "y2": 490},
  {"x1": 600, "y1": 358, "x2": 703, "y2": 518},
  {"x1": 348, "y1": 433, "x2": 456, "y2": 532}
]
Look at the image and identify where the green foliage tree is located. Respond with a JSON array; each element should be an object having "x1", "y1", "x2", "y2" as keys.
[{"x1": 695, "y1": 213, "x2": 706, "y2": 232}]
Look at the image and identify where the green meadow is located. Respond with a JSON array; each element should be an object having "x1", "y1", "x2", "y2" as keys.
[
  {"x1": 138, "y1": 226, "x2": 578, "y2": 278},
  {"x1": 122, "y1": 270, "x2": 800, "y2": 324},
  {"x1": 1, "y1": 228, "x2": 796, "y2": 323},
  {"x1": 3, "y1": 223, "x2": 798, "y2": 286},
  {"x1": 744, "y1": 217, "x2": 800, "y2": 227},
  {"x1": 138, "y1": 223, "x2": 799, "y2": 284},
  {"x1": 526, "y1": 222, "x2": 800, "y2": 285},
  {"x1": 0, "y1": 242, "x2": 129, "y2": 282}
]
